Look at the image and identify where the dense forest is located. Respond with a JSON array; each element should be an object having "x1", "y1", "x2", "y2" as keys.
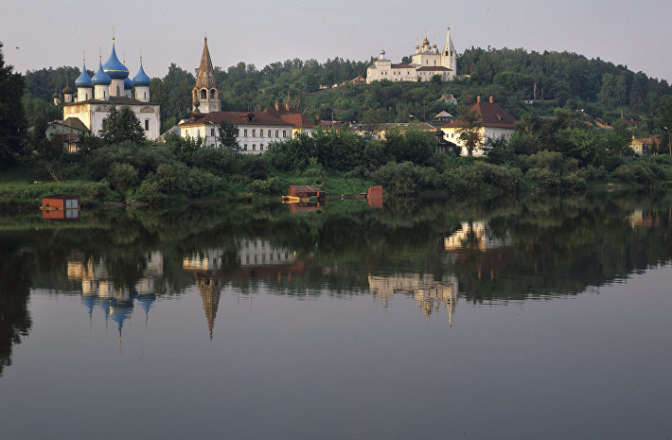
[{"x1": 19, "y1": 46, "x2": 672, "y2": 136}]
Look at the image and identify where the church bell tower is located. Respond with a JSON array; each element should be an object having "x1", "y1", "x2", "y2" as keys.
[{"x1": 192, "y1": 37, "x2": 221, "y2": 113}]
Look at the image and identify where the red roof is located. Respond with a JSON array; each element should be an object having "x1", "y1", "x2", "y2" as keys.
[
  {"x1": 633, "y1": 137, "x2": 661, "y2": 146},
  {"x1": 441, "y1": 100, "x2": 516, "y2": 129},
  {"x1": 391, "y1": 63, "x2": 416, "y2": 69},
  {"x1": 182, "y1": 111, "x2": 314, "y2": 128},
  {"x1": 275, "y1": 112, "x2": 316, "y2": 129}
]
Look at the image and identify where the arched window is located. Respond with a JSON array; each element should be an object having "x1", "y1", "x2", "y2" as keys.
[
  {"x1": 116, "y1": 86, "x2": 120, "y2": 96},
  {"x1": 210, "y1": 89, "x2": 216, "y2": 99},
  {"x1": 144, "y1": 91, "x2": 147, "y2": 100},
  {"x1": 200, "y1": 89, "x2": 207, "y2": 99}
]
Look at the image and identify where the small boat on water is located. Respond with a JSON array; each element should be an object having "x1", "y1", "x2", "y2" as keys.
[{"x1": 282, "y1": 186, "x2": 325, "y2": 204}]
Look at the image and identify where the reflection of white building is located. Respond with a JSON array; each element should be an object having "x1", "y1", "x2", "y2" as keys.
[
  {"x1": 183, "y1": 249, "x2": 229, "y2": 271},
  {"x1": 444, "y1": 221, "x2": 510, "y2": 252},
  {"x1": 368, "y1": 273, "x2": 459, "y2": 323},
  {"x1": 238, "y1": 239, "x2": 295, "y2": 267},
  {"x1": 66, "y1": 253, "x2": 163, "y2": 333}
]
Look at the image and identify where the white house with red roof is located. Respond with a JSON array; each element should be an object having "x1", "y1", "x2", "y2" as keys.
[
  {"x1": 366, "y1": 28, "x2": 457, "y2": 83},
  {"x1": 441, "y1": 96, "x2": 517, "y2": 157},
  {"x1": 178, "y1": 39, "x2": 315, "y2": 153}
]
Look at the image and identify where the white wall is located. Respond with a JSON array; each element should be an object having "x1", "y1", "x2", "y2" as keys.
[
  {"x1": 441, "y1": 127, "x2": 514, "y2": 157},
  {"x1": 181, "y1": 123, "x2": 295, "y2": 154},
  {"x1": 77, "y1": 87, "x2": 92, "y2": 102},
  {"x1": 109, "y1": 79, "x2": 125, "y2": 97},
  {"x1": 135, "y1": 86, "x2": 150, "y2": 102},
  {"x1": 64, "y1": 102, "x2": 160, "y2": 140},
  {"x1": 94, "y1": 85, "x2": 109, "y2": 101}
]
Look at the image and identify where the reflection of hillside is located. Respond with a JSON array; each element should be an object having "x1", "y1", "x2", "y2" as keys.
[
  {"x1": 1, "y1": 197, "x2": 671, "y2": 371},
  {"x1": 453, "y1": 207, "x2": 672, "y2": 302},
  {"x1": 368, "y1": 274, "x2": 458, "y2": 324}
]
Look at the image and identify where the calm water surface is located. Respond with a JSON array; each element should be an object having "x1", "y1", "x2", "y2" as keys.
[{"x1": 1, "y1": 195, "x2": 671, "y2": 439}]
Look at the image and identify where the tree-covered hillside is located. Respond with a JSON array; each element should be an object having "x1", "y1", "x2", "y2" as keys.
[{"x1": 20, "y1": 47, "x2": 672, "y2": 135}]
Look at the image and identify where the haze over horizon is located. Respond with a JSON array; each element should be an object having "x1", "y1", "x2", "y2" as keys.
[{"x1": 2, "y1": 0, "x2": 671, "y2": 82}]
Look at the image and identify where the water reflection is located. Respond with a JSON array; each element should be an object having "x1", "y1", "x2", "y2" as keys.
[
  {"x1": 369, "y1": 274, "x2": 458, "y2": 324},
  {"x1": 1, "y1": 194, "x2": 672, "y2": 370},
  {"x1": 66, "y1": 253, "x2": 163, "y2": 334}
]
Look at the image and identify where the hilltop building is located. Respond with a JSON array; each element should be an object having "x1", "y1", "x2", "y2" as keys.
[
  {"x1": 366, "y1": 28, "x2": 457, "y2": 83},
  {"x1": 57, "y1": 38, "x2": 160, "y2": 142},
  {"x1": 441, "y1": 96, "x2": 516, "y2": 157},
  {"x1": 178, "y1": 38, "x2": 315, "y2": 152}
]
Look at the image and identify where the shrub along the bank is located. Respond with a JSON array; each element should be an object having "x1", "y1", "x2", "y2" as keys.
[{"x1": 17, "y1": 116, "x2": 672, "y2": 205}]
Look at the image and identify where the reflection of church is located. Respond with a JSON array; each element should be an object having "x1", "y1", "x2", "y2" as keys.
[
  {"x1": 67, "y1": 252, "x2": 163, "y2": 334},
  {"x1": 444, "y1": 222, "x2": 510, "y2": 252},
  {"x1": 181, "y1": 239, "x2": 300, "y2": 339},
  {"x1": 368, "y1": 274, "x2": 459, "y2": 324}
]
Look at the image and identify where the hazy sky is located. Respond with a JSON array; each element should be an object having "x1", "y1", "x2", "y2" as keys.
[{"x1": 2, "y1": 0, "x2": 671, "y2": 81}]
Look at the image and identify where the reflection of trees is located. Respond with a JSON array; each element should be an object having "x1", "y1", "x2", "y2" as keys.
[
  {"x1": 0, "y1": 237, "x2": 33, "y2": 376},
  {"x1": 1, "y1": 194, "x2": 671, "y2": 374},
  {"x1": 452, "y1": 197, "x2": 672, "y2": 302}
]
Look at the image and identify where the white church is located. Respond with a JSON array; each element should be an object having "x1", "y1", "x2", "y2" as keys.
[
  {"x1": 366, "y1": 28, "x2": 457, "y2": 83},
  {"x1": 59, "y1": 38, "x2": 161, "y2": 141}
]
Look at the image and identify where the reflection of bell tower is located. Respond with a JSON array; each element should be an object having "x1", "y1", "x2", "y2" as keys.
[
  {"x1": 198, "y1": 277, "x2": 222, "y2": 340},
  {"x1": 192, "y1": 37, "x2": 221, "y2": 113}
]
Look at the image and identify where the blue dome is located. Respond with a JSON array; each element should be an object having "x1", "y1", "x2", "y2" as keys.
[
  {"x1": 92, "y1": 62, "x2": 111, "y2": 86},
  {"x1": 124, "y1": 76, "x2": 133, "y2": 90},
  {"x1": 132, "y1": 62, "x2": 151, "y2": 87},
  {"x1": 75, "y1": 63, "x2": 93, "y2": 88},
  {"x1": 102, "y1": 44, "x2": 129, "y2": 79},
  {"x1": 135, "y1": 294, "x2": 156, "y2": 314}
]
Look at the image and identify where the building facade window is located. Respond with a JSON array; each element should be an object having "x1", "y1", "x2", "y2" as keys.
[
  {"x1": 244, "y1": 129, "x2": 248, "y2": 137},
  {"x1": 267, "y1": 129, "x2": 271, "y2": 137},
  {"x1": 244, "y1": 144, "x2": 248, "y2": 151},
  {"x1": 275, "y1": 129, "x2": 279, "y2": 137},
  {"x1": 252, "y1": 144, "x2": 256, "y2": 151},
  {"x1": 144, "y1": 120, "x2": 149, "y2": 131},
  {"x1": 252, "y1": 129, "x2": 256, "y2": 137},
  {"x1": 282, "y1": 130, "x2": 287, "y2": 138},
  {"x1": 210, "y1": 129, "x2": 215, "y2": 136}
]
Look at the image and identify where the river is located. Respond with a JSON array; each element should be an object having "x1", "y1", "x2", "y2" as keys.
[{"x1": 1, "y1": 194, "x2": 671, "y2": 439}]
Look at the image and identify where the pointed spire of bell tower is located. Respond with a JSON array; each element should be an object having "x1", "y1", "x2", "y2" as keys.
[
  {"x1": 193, "y1": 37, "x2": 220, "y2": 113},
  {"x1": 198, "y1": 278, "x2": 222, "y2": 341}
]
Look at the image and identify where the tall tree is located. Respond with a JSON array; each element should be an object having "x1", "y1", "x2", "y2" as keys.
[
  {"x1": 0, "y1": 42, "x2": 28, "y2": 168},
  {"x1": 457, "y1": 109, "x2": 483, "y2": 156},
  {"x1": 657, "y1": 96, "x2": 672, "y2": 156},
  {"x1": 217, "y1": 120, "x2": 239, "y2": 150},
  {"x1": 100, "y1": 106, "x2": 146, "y2": 145}
]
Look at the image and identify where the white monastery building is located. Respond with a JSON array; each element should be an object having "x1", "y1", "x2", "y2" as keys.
[
  {"x1": 60, "y1": 38, "x2": 161, "y2": 140},
  {"x1": 441, "y1": 96, "x2": 516, "y2": 157},
  {"x1": 179, "y1": 39, "x2": 315, "y2": 153},
  {"x1": 367, "y1": 28, "x2": 457, "y2": 83}
]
